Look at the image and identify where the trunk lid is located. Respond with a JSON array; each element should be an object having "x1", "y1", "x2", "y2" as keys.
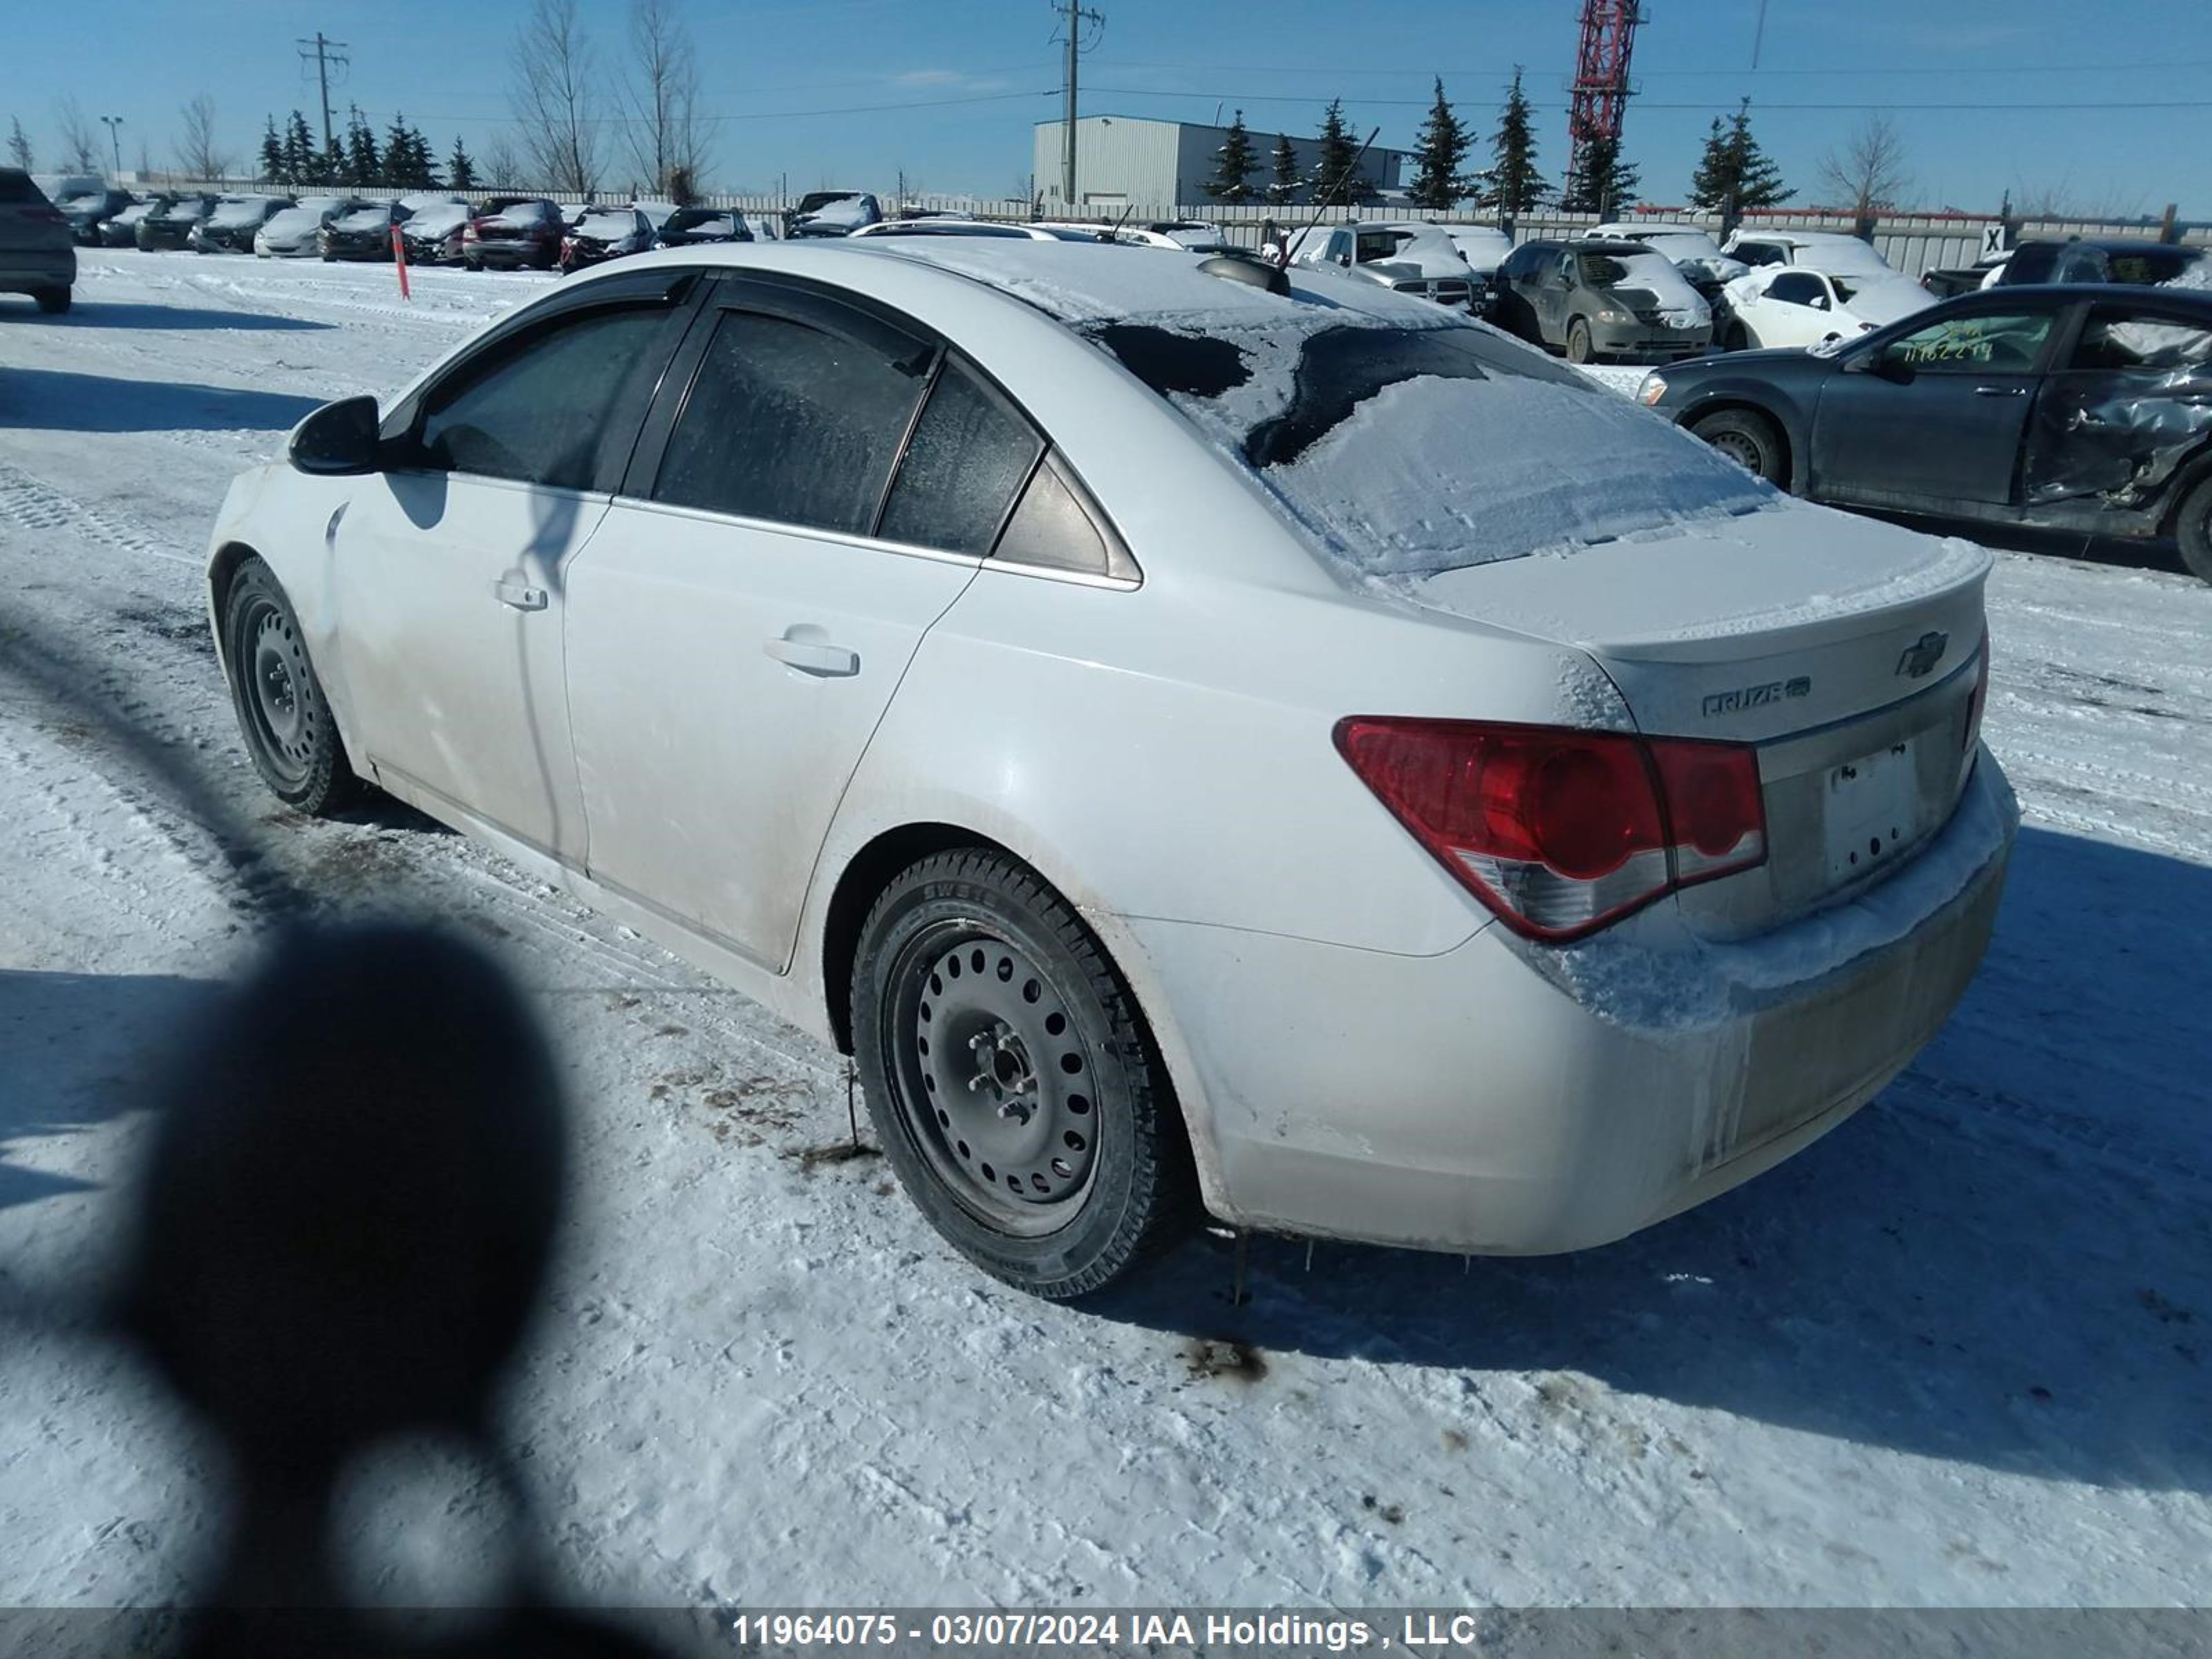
[{"x1": 1405, "y1": 503, "x2": 1992, "y2": 934}]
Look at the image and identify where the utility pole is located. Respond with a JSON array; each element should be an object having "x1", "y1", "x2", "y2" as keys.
[
  {"x1": 295, "y1": 31, "x2": 350, "y2": 150},
  {"x1": 99, "y1": 115, "x2": 125, "y2": 178},
  {"x1": 1053, "y1": 0, "x2": 1103, "y2": 210}
]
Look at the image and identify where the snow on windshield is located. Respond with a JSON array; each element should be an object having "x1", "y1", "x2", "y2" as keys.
[
  {"x1": 492, "y1": 201, "x2": 554, "y2": 226},
  {"x1": 1583, "y1": 249, "x2": 1709, "y2": 320},
  {"x1": 335, "y1": 207, "x2": 391, "y2": 229},
  {"x1": 208, "y1": 199, "x2": 275, "y2": 227},
  {"x1": 575, "y1": 212, "x2": 637, "y2": 236},
  {"x1": 407, "y1": 204, "x2": 469, "y2": 235}
]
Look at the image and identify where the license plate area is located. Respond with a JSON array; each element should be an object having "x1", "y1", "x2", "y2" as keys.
[{"x1": 1823, "y1": 740, "x2": 1921, "y2": 885}]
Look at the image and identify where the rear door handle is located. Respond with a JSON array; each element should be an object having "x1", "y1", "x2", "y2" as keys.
[
  {"x1": 494, "y1": 577, "x2": 547, "y2": 611},
  {"x1": 764, "y1": 635, "x2": 860, "y2": 677},
  {"x1": 1972, "y1": 384, "x2": 2027, "y2": 397}
]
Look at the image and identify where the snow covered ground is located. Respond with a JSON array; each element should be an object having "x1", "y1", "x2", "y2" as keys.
[{"x1": 3, "y1": 253, "x2": 2210, "y2": 1611}]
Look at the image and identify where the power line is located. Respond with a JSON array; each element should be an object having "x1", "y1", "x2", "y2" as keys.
[
  {"x1": 295, "y1": 32, "x2": 350, "y2": 149},
  {"x1": 351, "y1": 88, "x2": 1051, "y2": 129}
]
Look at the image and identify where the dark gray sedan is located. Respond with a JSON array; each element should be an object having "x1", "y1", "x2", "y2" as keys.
[{"x1": 1641, "y1": 284, "x2": 2212, "y2": 583}]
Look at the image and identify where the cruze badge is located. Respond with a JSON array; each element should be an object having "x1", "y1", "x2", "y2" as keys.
[
  {"x1": 1895, "y1": 631, "x2": 1949, "y2": 679},
  {"x1": 1703, "y1": 677, "x2": 1811, "y2": 718}
]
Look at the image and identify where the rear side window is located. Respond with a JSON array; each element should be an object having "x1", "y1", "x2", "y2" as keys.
[
  {"x1": 878, "y1": 357, "x2": 1043, "y2": 555},
  {"x1": 653, "y1": 309, "x2": 933, "y2": 535},
  {"x1": 417, "y1": 306, "x2": 673, "y2": 489},
  {"x1": 994, "y1": 456, "x2": 1130, "y2": 579}
]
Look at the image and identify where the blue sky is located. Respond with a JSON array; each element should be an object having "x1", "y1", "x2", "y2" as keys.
[{"x1": 6, "y1": 0, "x2": 2209, "y2": 214}]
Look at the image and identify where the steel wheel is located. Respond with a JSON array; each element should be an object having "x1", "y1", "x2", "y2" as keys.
[
  {"x1": 885, "y1": 921, "x2": 1100, "y2": 1237},
  {"x1": 222, "y1": 558, "x2": 360, "y2": 815},
  {"x1": 1709, "y1": 428, "x2": 1763, "y2": 471},
  {"x1": 1566, "y1": 317, "x2": 1595, "y2": 364},
  {"x1": 852, "y1": 849, "x2": 1198, "y2": 1297},
  {"x1": 238, "y1": 595, "x2": 316, "y2": 791}
]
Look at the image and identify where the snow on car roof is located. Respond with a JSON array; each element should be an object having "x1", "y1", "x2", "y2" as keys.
[{"x1": 864, "y1": 239, "x2": 1770, "y2": 581}]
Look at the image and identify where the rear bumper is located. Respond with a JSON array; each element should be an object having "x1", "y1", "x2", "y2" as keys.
[
  {"x1": 1123, "y1": 751, "x2": 2016, "y2": 1255},
  {"x1": 0, "y1": 248, "x2": 75, "y2": 292}
]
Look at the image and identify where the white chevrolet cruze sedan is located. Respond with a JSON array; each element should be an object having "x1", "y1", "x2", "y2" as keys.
[{"x1": 207, "y1": 241, "x2": 2017, "y2": 1298}]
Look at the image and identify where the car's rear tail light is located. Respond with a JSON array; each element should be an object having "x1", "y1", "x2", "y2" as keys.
[
  {"x1": 1333, "y1": 718, "x2": 1768, "y2": 942},
  {"x1": 1962, "y1": 629, "x2": 1991, "y2": 754}
]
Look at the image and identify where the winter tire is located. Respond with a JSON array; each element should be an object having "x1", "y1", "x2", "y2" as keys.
[
  {"x1": 1566, "y1": 317, "x2": 1596, "y2": 364},
  {"x1": 2173, "y1": 475, "x2": 2212, "y2": 586},
  {"x1": 222, "y1": 558, "x2": 362, "y2": 816},
  {"x1": 852, "y1": 849, "x2": 1197, "y2": 1299},
  {"x1": 33, "y1": 286, "x2": 71, "y2": 315},
  {"x1": 1691, "y1": 406, "x2": 1788, "y2": 487}
]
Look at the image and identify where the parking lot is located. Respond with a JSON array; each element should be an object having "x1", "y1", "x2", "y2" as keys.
[{"x1": 2, "y1": 251, "x2": 2209, "y2": 1607}]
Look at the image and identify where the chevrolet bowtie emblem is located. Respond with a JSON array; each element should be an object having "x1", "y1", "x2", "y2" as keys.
[{"x1": 1895, "y1": 631, "x2": 1949, "y2": 679}]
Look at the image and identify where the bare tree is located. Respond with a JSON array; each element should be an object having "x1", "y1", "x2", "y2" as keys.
[
  {"x1": 55, "y1": 96, "x2": 101, "y2": 173},
  {"x1": 482, "y1": 127, "x2": 527, "y2": 189},
  {"x1": 1816, "y1": 113, "x2": 1911, "y2": 219},
  {"x1": 177, "y1": 94, "x2": 233, "y2": 180},
  {"x1": 623, "y1": 0, "x2": 709, "y2": 196},
  {"x1": 6, "y1": 116, "x2": 32, "y2": 171},
  {"x1": 512, "y1": 0, "x2": 601, "y2": 195}
]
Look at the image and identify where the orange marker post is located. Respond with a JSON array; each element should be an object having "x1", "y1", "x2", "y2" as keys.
[{"x1": 392, "y1": 224, "x2": 411, "y2": 300}]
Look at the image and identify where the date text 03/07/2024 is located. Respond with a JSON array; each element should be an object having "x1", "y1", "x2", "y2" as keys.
[{"x1": 725, "y1": 1611, "x2": 1500, "y2": 1651}]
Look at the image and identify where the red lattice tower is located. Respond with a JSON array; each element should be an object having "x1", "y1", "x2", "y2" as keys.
[{"x1": 1567, "y1": 0, "x2": 1644, "y2": 191}]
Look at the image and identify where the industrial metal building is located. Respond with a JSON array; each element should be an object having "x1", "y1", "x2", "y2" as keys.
[{"x1": 1032, "y1": 115, "x2": 1412, "y2": 212}]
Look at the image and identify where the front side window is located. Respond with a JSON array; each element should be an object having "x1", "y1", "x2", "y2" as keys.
[
  {"x1": 653, "y1": 308, "x2": 934, "y2": 535},
  {"x1": 877, "y1": 358, "x2": 1043, "y2": 556},
  {"x1": 416, "y1": 305, "x2": 673, "y2": 489},
  {"x1": 1879, "y1": 311, "x2": 2053, "y2": 375}
]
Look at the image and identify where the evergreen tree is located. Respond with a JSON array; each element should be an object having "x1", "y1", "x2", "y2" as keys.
[
  {"x1": 382, "y1": 113, "x2": 435, "y2": 187},
  {"x1": 1409, "y1": 77, "x2": 1472, "y2": 210},
  {"x1": 1313, "y1": 98, "x2": 1363, "y2": 205},
  {"x1": 9, "y1": 116, "x2": 36, "y2": 173},
  {"x1": 1482, "y1": 68, "x2": 1550, "y2": 218},
  {"x1": 1205, "y1": 109, "x2": 1256, "y2": 203},
  {"x1": 258, "y1": 117, "x2": 287, "y2": 185},
  {"x1": 283, "y1": 111, "x2": 315, "y2": 185},
  {"x1": 344, "y1": 110, "x2": 380, "y2": 190},
  {"x1": 447, "y1": 135, "x2": 478, "y2": 192},
  {"x1": 1562, "y1": 133, "x2": 1639, "y2": 217},
  {"x1": 1266, "y1": 133, "x2": 1300, "y2": 205},
  {"x1": 1688, "y1": 103, "x2": 1792, "y2": 213}
]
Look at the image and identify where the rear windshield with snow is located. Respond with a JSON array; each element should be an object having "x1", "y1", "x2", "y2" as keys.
[
  {"x1": 574, "y1": 212, "x2": 637, "y2": 236},
  {"x1": 1082, "y1": 305, "x2": 1770, "y2": 582},
  {"x1": 492, "y1": 201, "x2": 558, "y2": 226},
  {"x1": 335, "y1": 207, "x2": 393, "y2": 230}
]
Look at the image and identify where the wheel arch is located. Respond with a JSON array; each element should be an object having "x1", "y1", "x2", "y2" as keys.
[
  {"x1": 206, "y1": 539, "x2": 263, "y2": 679},
  {"x1": 2156, "y1": 440, "x2": 2212, "y2": 536}
]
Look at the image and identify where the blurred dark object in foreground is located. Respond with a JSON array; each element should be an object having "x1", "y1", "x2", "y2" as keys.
[{"x1": 115, "y1": 922, "x2": 673, "y2": 1658}]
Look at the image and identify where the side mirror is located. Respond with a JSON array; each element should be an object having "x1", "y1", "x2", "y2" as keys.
[{"x1": 289, "y1": 395, "x2": 381, "y2": 476}]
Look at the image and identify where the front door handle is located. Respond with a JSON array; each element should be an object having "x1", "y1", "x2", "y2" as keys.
[
  {"x1": 494, "y1": 577, "x2": 547, "y2": 611},
  {"x1": 764, "y1": 635, "x2": 860, "y2": 677},
  {"x1": 1971, "y1": 384, "x2": 2027, "y2": 397}
]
